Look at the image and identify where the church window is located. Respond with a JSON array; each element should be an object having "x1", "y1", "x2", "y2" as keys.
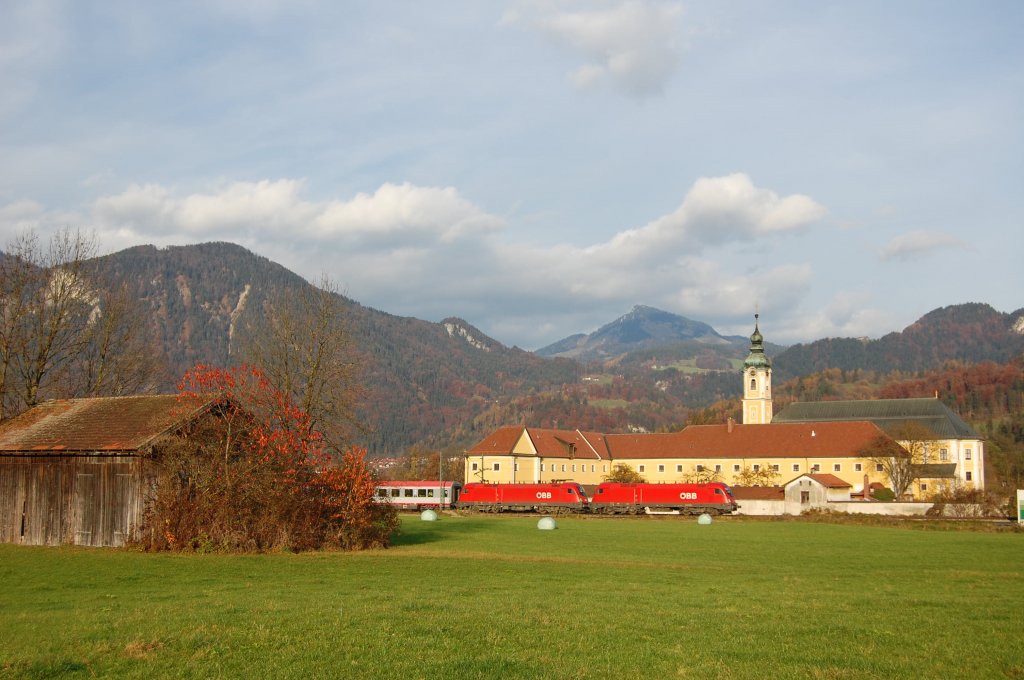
[
  {"x1": 965, "y1": 449, "x2": 972, "y2": 460},
  {"x1": 966, "y1": 471, "x2": 973, "y2": 481},
  {"x1": 940, "y1": 448, "x2": 948, "y2": 461},
  {"x1": 750, "y1": 378, "x2": 756, "y2": 391}
]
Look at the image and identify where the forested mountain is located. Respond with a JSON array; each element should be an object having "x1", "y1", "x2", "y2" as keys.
[
  {"x1": 96, "y1": 243, "x2": 577, "y2": 455},
  {"x1": 773, "y1": 303, "x2": 1024, "y2": 380},
  {"x1": 86, "y1": 243, "x2": 1022, "y2": 458}
]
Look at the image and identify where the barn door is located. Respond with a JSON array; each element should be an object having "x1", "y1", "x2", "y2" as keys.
[
  {"x1": 112, "y1": 472, "x2": 136, "y2": 547},
  {"x1": 74, "y1": 473, "x2": 96, "y2": 546}
]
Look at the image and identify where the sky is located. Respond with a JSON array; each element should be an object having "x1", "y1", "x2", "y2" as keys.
[{"x1": 1, "y1": 1, "x2": 1022, "y2": 350}]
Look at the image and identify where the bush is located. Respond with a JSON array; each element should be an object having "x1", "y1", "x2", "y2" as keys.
[
  {"x1": 137, "y1": 365, "x2": 398, "y2": 553},
  {"x1": 926, "y1": 487, "x2": 1003, "y2": 519},
  {"x1": 871, "y1": 487, "x2": 896, "y2": 501}
]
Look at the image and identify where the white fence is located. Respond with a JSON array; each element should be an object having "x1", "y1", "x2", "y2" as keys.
[{"x1": 734, "y1": 500, "x2": 936, "y2": 517}]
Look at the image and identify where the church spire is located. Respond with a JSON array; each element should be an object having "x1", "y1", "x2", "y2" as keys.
[
  {"x1": 744, "y1": 313, "x2": 771, "y2": 370},
  {"x1": 742, "y1": 313, "x2": 773, "y2": 424}
]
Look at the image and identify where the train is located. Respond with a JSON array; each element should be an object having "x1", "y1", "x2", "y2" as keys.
[
  {"x1": 374, "y1": 481, "x2": 738, "y2": 516},
  {"x1": 374, "y1": 480, "x2": 462, "y2": 510}
]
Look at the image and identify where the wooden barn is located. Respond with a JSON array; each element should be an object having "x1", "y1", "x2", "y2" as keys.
[{"x1": 0, "y1": 395, "x2": 213, "y2": 547}]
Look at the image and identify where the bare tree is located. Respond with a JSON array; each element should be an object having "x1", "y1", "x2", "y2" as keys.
[
  {"x1": 858, "y1": 421, "x2": 936, "y2": 499},
  {"x1": 0, "y1": 228, "x2": 162, "y2": 418},
  {"x1": 236, "y1": 274, "x2": 363, "y2": 452},
  {"x1": 0, "y1": 229, "x2": 97, "y2": 415},
  {"x1": 734, "y1": 463, "x2": 780, "y2": 487},
  {"x1": 603, "y1": 463, "x2": 647, "y2": 483},
  {"x1": 70, "y1": 278, "x2": 165, "y2": 397}
]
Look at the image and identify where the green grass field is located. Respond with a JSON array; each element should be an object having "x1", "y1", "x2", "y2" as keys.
[{"x1": 2, "y1": 516, "x2": 1022, "y2": 679}]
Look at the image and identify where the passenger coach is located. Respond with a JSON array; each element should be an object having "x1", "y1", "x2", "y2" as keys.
[{"x1": 374, "y1": 480, "x2": 462, "y2": 510}]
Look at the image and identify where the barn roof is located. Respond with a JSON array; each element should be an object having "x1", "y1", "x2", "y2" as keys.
[
  {"x1": 772, "y1": 398, "x2": 979, "y2": 439},
  {"x1": 0, "y1": 395, "x2": 214, "y2": 455}
]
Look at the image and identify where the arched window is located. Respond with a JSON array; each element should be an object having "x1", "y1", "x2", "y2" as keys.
[{"x1": 750, "y1": 378, "x2": 756, "y2": 391}]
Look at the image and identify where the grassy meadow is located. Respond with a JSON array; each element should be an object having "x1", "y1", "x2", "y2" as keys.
[{"x1": 1, "y1": 515, "x2": 1022, "y2": 679}]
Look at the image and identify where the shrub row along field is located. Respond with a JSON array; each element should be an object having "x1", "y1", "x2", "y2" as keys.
[{"x1": 1, "y1": 517, "x2": 1022, "y2": 679}]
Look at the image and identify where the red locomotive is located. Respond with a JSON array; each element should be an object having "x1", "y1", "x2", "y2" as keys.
[
  {"x1": 591, "y1": 482, "x2": 737, "y2": 515},
  {"x1": 456, "y1": 482, "x2": 589, "y2": 513}
]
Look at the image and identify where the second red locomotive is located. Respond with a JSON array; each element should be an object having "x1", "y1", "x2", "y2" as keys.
[{"x1": 591, "y1": 482, "x2": 737, "y2": 515}]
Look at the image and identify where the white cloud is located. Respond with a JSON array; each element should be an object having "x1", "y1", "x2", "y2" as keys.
[
  {"x1": 585, "y1": 173, "x2": 826, "y2": 266},
  {"x1": 0, "y1": 173, "x2": 829, "y2": 348},
  {"x1": 507, "y1": 0, "x2": 683, "y2": 97},
  {"x1": 879, "y1": 229, "x2": 970, "y2": 261},
  {"x1": 88, "y1": 180, "x2": 502, "y2": 249},
  {"x1": 773, "y1": 292, "x2": 898, "y2": 344}
]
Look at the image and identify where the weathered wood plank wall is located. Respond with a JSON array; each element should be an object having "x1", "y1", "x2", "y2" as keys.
[{"x1": 0, "y1": 456, "x2": 150, "y2": 547}]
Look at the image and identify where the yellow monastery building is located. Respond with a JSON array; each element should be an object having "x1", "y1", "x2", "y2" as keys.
[{"x1": 464, "y1": 316, "x2": 985, "y2": 499}]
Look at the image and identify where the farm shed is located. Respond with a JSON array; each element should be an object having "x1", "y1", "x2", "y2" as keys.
[
  {"x1": 0, "y1": 395, "x2": 213, "y2": 547},
  {"x1": 784, "y1": 473, "x2": 853, "y2": 510}
]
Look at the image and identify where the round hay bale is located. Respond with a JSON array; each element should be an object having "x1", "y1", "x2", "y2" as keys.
[
  {"x1": 537, "y1": 516, "x2": 558, "y2": 531},
  {"x1": 697, "y1": 513, "x2": 713, "y2": 525},
  {"x1": 420, "y1": 509, "x2": 438, "y2": 521}
]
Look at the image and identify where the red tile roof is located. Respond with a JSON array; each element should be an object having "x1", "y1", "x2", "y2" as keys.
[
  {"x1": 731, "y1": 485, "x2": 785, "y2": 500},
  {"x1": 466, "y1": 426, "x2": 523, "y2": 455},
  {"x1": 603, "y1": 431, "x2": 690, "y2": 459},
  {"x1": 467, "y1": 427, "x2": 609, "y2": 459},
  {"x1": 526, "y1": 429, "x2": 605, "y2": 460},
  {"x1": 801, "y1": 473, "x2": 852, "y2": 488},
  {"x1": 466, "y1": 421, "x2": 891, "y2": 463},
  {"x1": 671, "y1": 422, "x2": 886, "y2": 460},
  {"x1": 0, "y1": 395, "x2": 213, "y2": 454}
]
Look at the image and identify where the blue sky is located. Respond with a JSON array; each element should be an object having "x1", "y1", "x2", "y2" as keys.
[{"x1": 1, "y1": 1, "x2": 1021, "y2": 349}]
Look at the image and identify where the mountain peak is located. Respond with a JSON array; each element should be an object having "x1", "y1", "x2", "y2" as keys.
[{"x1": 536, "y1": 305, "x2": 730, "y2": 360}]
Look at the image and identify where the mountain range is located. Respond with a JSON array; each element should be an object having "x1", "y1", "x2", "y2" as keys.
[{"x1": 63, "y1": 242, "x2": 1024, "y2": 453}]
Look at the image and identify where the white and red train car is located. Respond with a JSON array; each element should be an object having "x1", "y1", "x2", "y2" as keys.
[
  {"x1": 374, "y1": 480, "x2": 462, "y2": 510},
  {"x1": 591, "y1": 482, "x2": 737, "y2": 515},
  {"x1": 456, "y1": 482, "x2": 589, "y2": 513}
]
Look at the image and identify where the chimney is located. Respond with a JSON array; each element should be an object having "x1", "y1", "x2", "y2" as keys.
[{"x1": 727, "y1": 417, "x2": 734, "y2": 433}]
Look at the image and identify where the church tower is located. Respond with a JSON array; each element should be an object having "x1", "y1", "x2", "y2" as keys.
[{"x1": 742, "y1": 314, "x2": 773, "y2": 424}]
